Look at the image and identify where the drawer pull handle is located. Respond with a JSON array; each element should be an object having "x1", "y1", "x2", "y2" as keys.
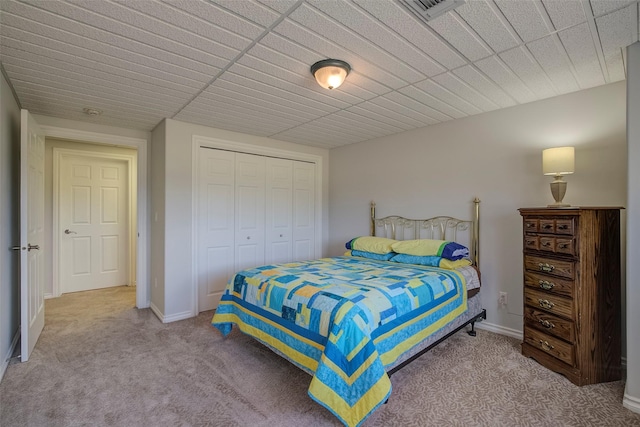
[
  {"x1": 526, "y1": 223, "x2": 535, "y2": 228},
  {"x1": 540, "y1": 340, "x2": 555, "y2": 351},
  {"x1": 539, "y1": 280, "x2": 555, "y2": 290},
  {"x1": 558, "y1": 243, "x2": 569, "y2": 249},
  {"x1": 541, "y1": 241, "x2": 551, "y2": 247},
  {"x1": 542, "y1": 224, "x2": 553, "y2": 230},
  {"x1": 539, "y1": 319, "x2": 555, "y2": 329},
  {"x1": 538, "y1": 263, "x2": 555, "y2": 272},
  {"x1": 557, "y1": 224, "x2": 568, "y2": 230},
  {"x1": 526, "y1": 240, "x2": 536, "y2": 245},
  {"x1": 538, "y1": 299, "x2": 555, "y2": 309}
]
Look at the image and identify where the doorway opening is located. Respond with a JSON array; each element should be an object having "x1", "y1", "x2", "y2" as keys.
[{"x1": 49, "y1": 143, "x2": 137, "y2": 297}]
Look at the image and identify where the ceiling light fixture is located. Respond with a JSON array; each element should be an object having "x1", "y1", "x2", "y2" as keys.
[
  {"x1": 310, "y1": 59, "x2": 351, "y2": 90},
  {"x1": 83, "y1": 107, "x2": 102, "y2": 116}
]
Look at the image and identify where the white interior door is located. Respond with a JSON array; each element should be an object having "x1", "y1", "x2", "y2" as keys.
[
  {"x1": 292, "y1": 162, "x2": 315, "y2": 261},
  {"x1": 235, "y1": 153, "x2": 265, "y2": 271},
  {"x1": 20, "y1": 109, "x2": 45, "y2": 362},
  {"x1": 198, "y1": 148, "x2": 235, "y2": 312},
  {"x1": 59, "y1": 154, "x2": 128, "y2": 293},
  {"x1": 265, "y1": 158, "x2": 292, "y2": 264}
]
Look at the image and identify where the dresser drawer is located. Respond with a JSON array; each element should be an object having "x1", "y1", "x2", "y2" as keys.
[
  {"x1": 524, "y1": 235, "x2": 539, "y2": 251},
  {"x1": 524, "y1": 255, "x2": 575, "y2": 280},
  {"x1": 524, "y1": 288, "x2": 573, "y2": 319},
  {"x1": 555, "y1": 219, "x2": 575, "y2": 235},
  {"x1": 524, "y1": 219, "x2": 539, "y2": 232},
  {"x1": 524, "y1": 271, "x2": 574, "y2": 298},
  {"x1": 524, "y1": 326, "x2": 575, "y2": 366},
  {"x1": 524, "y1": 307, "x2": 575, "y2": 342}
]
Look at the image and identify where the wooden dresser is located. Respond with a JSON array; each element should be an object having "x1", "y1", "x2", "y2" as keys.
[{"x1": 518, "y1": 207, "x2": 622, "y2": 386}]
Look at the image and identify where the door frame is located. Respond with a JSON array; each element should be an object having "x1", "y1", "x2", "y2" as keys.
[
  {"x1": 52, "y1": 148, "x2": 136, "y2": 297},
  {"x1": 191, "y1": 135, "x2": 323, "y2": 314},
  {"x1": 39, "y1": 125, "x2": 149, "y2": 308}
]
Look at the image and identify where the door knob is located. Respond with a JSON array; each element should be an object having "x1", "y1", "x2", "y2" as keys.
[
  {"x1": 11, "y1": 246, "x2": 24, "y2": 251},
  {"x1": 64, "y1": 229, "x2": 77, "y2": 235},
  {"x1": 27, "y1": 244, "x2": 40, "y2": 251}
]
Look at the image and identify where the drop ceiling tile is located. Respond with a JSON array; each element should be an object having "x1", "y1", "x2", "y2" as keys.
[
  {"x1": 432, "y1": 72, "x2": 499, "y2": 112},
  {"x1": 398, "y1": 86, "x2": 468, "y2": 120},
  {"x1": 195, "y1": 85, "x2": 315, "y2": 125},
  {"x1": 346, "y1": 105, "x2": 415, "y2": 132},
  {"x1": 219, "y1": 71, "x2": 338, "y2": 115},
  {"x1": 494, "y1": 0, "x2": 551, "y2": 42},
  {"x1": 0, "y1": 44, "x2": 198, "y2": 96},
  {"x1": 427, "y1": 11, "x2": 493, "y2": 62},
  {"x1": 452, "y1": 65, "x2": 516, "y2": 108},
  {"x1": 558, "y1": 23, "x2": 606, "y2": 88},
  {"x1": 12, "y1": 81, "x2": 174, "y2": 117},
  {"x1": 287, "y1": 4, "x2": 425, "y2": 83},
  {"x1": 499, "y1": 46, "x2": 557, "y2": 98},
  {"x1": 177, "y1": 103, "x2": 291, "y2": 135},
  {"x1": 526, "y1": 35, "x2": 580, "y2": 94},
  {"x1": 590, "y1": 0, "x2": 636, "y2": 16},
  {"x1": 5, "y1": 63, "x2": 188, "y2": 113},
  {"x1": 32, "y1": 0, "x2": 240, "y2": 64},
  {"x1": 307, "y1": 0, "x2": 446, "y2": 77},
  {"x1": 353, "y1": 0, "x2": 466, "y2": 69},
  {"x1": 315, "y1": 114, "x2": 394, "y2": 140},
  {"x1": 1, "y1": 13, "x2": 219, "y2": 79},
  {"x1": 542, "y1": 0, "x2": 586, "y2": 30},
  {"x1": 413, "y1": 79, "x2": 483, "y2": 116},
  {"x1": 254, "y1": 0, "x2": 302, "y2": 15},
  {"x1": 153, "y1": 0, "x2": 265, "y2": 40},
  {"x1": 359, "y1": 97, "x2": 439, "y2": 128},
  {"x1": 596, "y1": 4, "x2": 638, "y2": 81},
  {"x1": 378, "y1": 92, "x2": 454, "y2": 123},
  {"x1": 455, "y1": 1, "x2": 520, "y2": 53},
  {"x1": 342, "y1": 109, "x2": 412, "y2": 135},
  {"x1": 474, "y1": 55, "x2": 536, "y2": 104}
]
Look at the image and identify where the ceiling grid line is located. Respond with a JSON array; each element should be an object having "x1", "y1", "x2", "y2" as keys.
[
  {"x1": 170, "y1": 0, "x2": 305, "y2": 120},
  {"x1": 580, "y1": 0, "x2": 611, "y2": 83}
]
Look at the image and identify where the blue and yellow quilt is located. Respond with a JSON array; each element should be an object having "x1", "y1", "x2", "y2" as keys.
[{"x1": 212, "y1": 256, "x2": 468, "y2": 427}]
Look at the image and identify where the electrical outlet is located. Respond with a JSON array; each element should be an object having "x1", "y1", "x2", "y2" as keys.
[{"x1": 498, "y1": 292, "x2": 508, "y2": 306}]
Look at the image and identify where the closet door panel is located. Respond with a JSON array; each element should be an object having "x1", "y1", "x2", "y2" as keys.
[
  {"x1": 266, "y1": 158, "x2": 292, "y2": 264},
  {"x1": 293, "y1": 162, "x2": 315, "y2": 261},
  {"x1": 235, "y1": 153, "x2": 265, "y2": 271},
  {"x1": 198, "y1": 148, "x2": 235, "y2": 311}
]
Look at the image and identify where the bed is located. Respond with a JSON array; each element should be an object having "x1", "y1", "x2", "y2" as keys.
[{"x1": 211, "y1": 199, "x2": 485, "y2": 427}]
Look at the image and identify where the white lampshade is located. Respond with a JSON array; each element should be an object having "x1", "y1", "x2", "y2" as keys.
[
  {"x1": 310, "y1": 59, "x2": 351, "y2": 90},
  {"x1": 542, "y1": 146, "x2": 575, "y2": 176}
]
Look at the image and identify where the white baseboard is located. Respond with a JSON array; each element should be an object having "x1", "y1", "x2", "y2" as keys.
[
  {"x1": 0, "y1": 330, "x2": 20, "y2": 383},
  {"x1": 149, "y1": 302, "x2": 193, "y2": 323},
  {"x1": 475, "y1": 321, "x2": 523, "y2": 340},
  {"x1": 624, "y1": 387, "x2": 640, "y2": 414}
]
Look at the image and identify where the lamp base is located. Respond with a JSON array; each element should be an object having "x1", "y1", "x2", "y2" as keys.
[{"x1": 549, "y1": 176, "x2": 569, "y2": 207}]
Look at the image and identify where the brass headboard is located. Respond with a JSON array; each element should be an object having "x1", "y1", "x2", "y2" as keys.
[{"x1": 370, "y1": 198, "x2": 480, "y2": 267}]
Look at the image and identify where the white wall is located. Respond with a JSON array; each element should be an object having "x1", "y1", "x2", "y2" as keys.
[
  {"x1": 624, "y1": 42, "x2": 640, "y2": 414},
  {"x1": 43, "y1": 138, "x2": 138, "y2": 297},
  {"x1": 329, "y1": 81, "x2": 627, "y2": 338},
  {"x1": 149, "y1": 120, "x2": 166, "y2": 316},
  {"x1": 149, "y1": 118, "x2": 330, "y2": 322},
  {"x1": 0, "y1": 71, "x2": 21, "y2": 380}
]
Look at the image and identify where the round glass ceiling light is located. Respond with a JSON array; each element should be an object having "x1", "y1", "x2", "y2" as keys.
[{"x1": 310, "y1": 59, "x2": 351, "y2": 90}]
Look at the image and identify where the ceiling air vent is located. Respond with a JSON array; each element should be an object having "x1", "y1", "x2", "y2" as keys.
[{"x1": 399, "y1": 0, "x2": 465, "y2": 22}]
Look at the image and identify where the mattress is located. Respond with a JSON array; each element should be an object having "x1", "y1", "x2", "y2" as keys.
[{"x1": 211, "y1": 256, "x2": 480, "y2": 427}]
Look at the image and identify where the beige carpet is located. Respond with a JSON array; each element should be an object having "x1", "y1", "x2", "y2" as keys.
[{"x1": 1, "y1": 286, "x2": 639, "y2": 427}]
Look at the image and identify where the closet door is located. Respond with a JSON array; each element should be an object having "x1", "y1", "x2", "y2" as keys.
[
  {"x1": 265, "y1": 158, "x2": 293, "y2": 264},
  {"x1": 292, "y1": 162, "x2": 315, "y2": 261},
  {"x1": 235, "y1": 153, "x2": 266, "y2": 271},
  {"x1": 197, "y1": 148, "x2": 235, "y2": 311}
]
